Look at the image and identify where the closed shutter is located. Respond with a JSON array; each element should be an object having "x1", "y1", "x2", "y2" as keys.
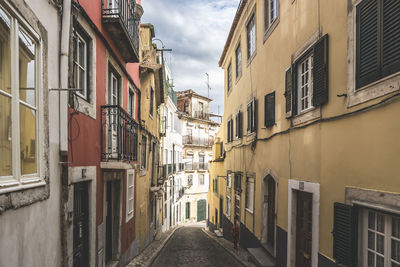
[
  {"x1": 285, "y1": 67, "x2": 293, "y2": 118},
  {"x1": 264, "y1": 92, "x2": 275, "y2": 127},
  {"x1": 252, "y1": 98, "x2": 257, "y2": 132},
  {"x1": 235, "y1": 113, "x2": 239, "y2": 138},
  {"x1": 356, "y1": 0, "x2": 380, "y2": 89},
  {"x1": 382, "y1": 0, "x2": 400, "y2": 77},
  {"x1": 312, "y1": 34, "x2": 329, "y2": 107},
  {"x1": 238, "y1": 111, "x2": 243, "y2": 138},
  {"x1": 333, "y1": 203, "x2": 358, "y2": 267},
  {"x1": 247, "y1": 103, "x2": 251, "y2": 132}
]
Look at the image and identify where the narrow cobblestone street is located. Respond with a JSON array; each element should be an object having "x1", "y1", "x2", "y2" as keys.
[{"x1": 151, "y1": 226, "x2": 243, "y2": 267}]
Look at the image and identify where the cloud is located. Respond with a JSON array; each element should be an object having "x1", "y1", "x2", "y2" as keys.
[{"x1": 141, "y1": 0, "x2": 239, "y2": 114}]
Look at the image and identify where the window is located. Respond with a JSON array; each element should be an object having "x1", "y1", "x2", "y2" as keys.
[
  {"x1": 109, "y1": 68, "x2": 120, "y2": 105},
  {"x1": 264, "y1": 92, "x2": 275, "y2": 127},
  {"x1": 227, "y1": 173, "x2": 232, "y2": 188},
  {"x1": 297, "y1": 54, "x2": 314, "y2": 113},
  {"x1": 149, "y1": 86, "x2": 154, "y2": 117},
  {"x1": 164, "y1": 203, "x2": 167, "y2": 219},
  {"x1": 235, "y1": 111, "x2": 243, "y2": 138},
  {"x1": 264, "y1": 0, "x2": 278, "y2": 31},
  {"x1": 0, "y1": 5, "x2": 43, "y2": 188},
  {"x1": 362, "y1": 209, "x2": 400, "y2": 266},
  {"x1": 245, "y1": 177, "x2": 255, "y2": 212},
  {"x1": 188, "y1": 175, "x2": 193, "y2": 186},
  {"x1": 72, "y1": 29, "x2": 89, "y2": 100},
  {"x1": 234, "y1": 172, "x2": 242, "y2": 192},
  {"x1": 126, "y1": 169, "x2": 135, "y2": 222},
  {"x1": 227, "y1": 118, "x2": 234, "y2": 142},
  {"x1": 356, "y1": 0, "x2": 400, "y2": 89},
  {"x1": 199, "y1": 174, "x2": 205, "y2": 185},
  {"x1": 199, "y1": 155, "x2": 205, "y2": 170},
  {"x1": 285, "y1": 35, "x2": 329, "y2": 118},
  {"x1": 227, "y1": 62, "x2": 232, "y2": 93},
  {"x1": 235, "y1": 43, "x2": 242, "y2": 79},
  {"x1": 128, "y1": 88, "x2": 136, "y2": 119},
  {"x1": 140, "y1": 135, "x2": 147, "y2": 169},
  {"x1": 247, "y1": 13, "x2": 256, "y2": 60},
  {"x1": 226, "y1": 195, "x2": 231, "y2": 217},
  {"x1": 247, "y1": 98, "x2": 257, "y2": 133}
]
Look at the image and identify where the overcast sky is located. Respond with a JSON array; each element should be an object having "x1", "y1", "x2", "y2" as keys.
[{"x1": 141, "y1": 0, "x2": 240, "y2": 115}]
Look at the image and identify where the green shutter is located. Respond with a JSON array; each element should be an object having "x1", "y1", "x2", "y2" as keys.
[
  {"x1": 382, "y1": 0, "x2": 400, "y2": 77},
  {"x1": 312, "y1": 34, "x2": 329, "y2": 107},
  {"x1": 239, "y1": 111, "x2": 243, "y2": 138},
  {"x1": 252, "y1": 98, "x2": 257, "y2": 132},
  {"x1": 333, "y1": 203, "x2": 358, "y2": 267},
  {"x1": 285, "y1": 67, "x2": 293, "y2": 118},
  {"x1": 264, "y1": 92, "x2": 275, "y2": 127},
  {"x1": 356, "y1": 0, "x2": 380, "y2": 89}
]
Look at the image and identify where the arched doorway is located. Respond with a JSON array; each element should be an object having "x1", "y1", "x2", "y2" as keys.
[{"x1": 261, "y1": 175, "x2": 276, "y2": 254}]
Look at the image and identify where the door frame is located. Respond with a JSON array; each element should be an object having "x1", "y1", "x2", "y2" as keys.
[
  {"x1": 287, "y1": 179, "x2": 320, "y2": 267},
  {"x1": 261, "y1": 170, "x2": 278, "y2": 257}
]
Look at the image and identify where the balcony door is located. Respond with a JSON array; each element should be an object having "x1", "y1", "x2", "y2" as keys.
[{"x1": 108, "y1": 69, "x2": 120, "y2": 155}]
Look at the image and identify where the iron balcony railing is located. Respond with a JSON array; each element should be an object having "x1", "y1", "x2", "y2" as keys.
[
  {"x1": 102, "y1": 0, "x2": 139, "y2": 62},
  {"x1": 199, "y1": 162, "x2": 209, "y2": 170},
  {"x1": 193, "y1": 111, "x2": 210, "y2": 120},
  {"x1": 183, "y1": 135, "x2": 214, "y2": 146},
  {"x1": 101, "y1": 105, "x2": 138, "y2": 161}
]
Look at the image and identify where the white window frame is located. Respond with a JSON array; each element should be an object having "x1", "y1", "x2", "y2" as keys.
[
  {"x1": 247, "y1": 12, "x2": 256, "y2": 61},
  {"x1": 227, "y1": 62, "x2": 232, "y2": 92},
  {"x1": 227, "y1": 173, "x2": 232, "y2": 188},
  {"x1": 361, "y1": 209, "x2": 400, "y2": 267},
  {"x1": 297, "y1": 53, "x2": 314, "y2": 114},
  {"x1": 245, "y1": 176, "x2": 255, "y2": 213},
  {"x1": 235, "y1": 42, "x2": 242, "y2": 80},
  {"x1": 126, "y1": 169, "x2": 135, "y2": 222},
  {"x1": 0, "y1": 3, "x2": 44, "y2": 192},
  {"x1": 73, "y1": 30, "x2": 88, "y2": 99},
  {"x1": 128, "y1": 86, "x2": 136, "y2": 120}
]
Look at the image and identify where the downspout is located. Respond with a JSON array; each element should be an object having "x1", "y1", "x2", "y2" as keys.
[{"x1": 60, "y1": 0, "x2": 71, "y2": 155}]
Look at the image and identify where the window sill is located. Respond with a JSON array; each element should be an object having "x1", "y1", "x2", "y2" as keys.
[
  {"x1": 0, "y1": 179, "x2": 46, "y2": 195},
  {"x1": 347, "y1": 71, "x2": 400, "y2": 108},
  {"x1": 292, "y1": 106, "x2": 321, "y2": 126},
  {"x1": 74, "y1": 93, "x2": 96, "y2": 119},
  {"x1": 263, "y1": 17, "x2": 280, "y2": 44}
]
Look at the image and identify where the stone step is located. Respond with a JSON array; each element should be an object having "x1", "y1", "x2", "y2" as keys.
[{"x1": 247, "y1": 247, "x2": 276, "y2": 267}]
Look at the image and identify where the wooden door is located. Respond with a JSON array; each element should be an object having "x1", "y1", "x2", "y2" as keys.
[
  {"x1": 267, "y1": 177, "x2": 276, "y2": 248},
  {"x1": 296, "y1": 191, "x2": 313, "y2": 267},
  {"x1": 73, "y1": 182, "x2": 89, "y2": 267},
  {"x1": 197, "y1": 199, "x2": 206, "y2": 222}
]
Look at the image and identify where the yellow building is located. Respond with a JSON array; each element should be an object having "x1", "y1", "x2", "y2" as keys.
[
  {"x1": 209, "y1": 0, "x2": 400, "y2": 266},
  {"x1": 136, "y1": 23, "x2": 164, "y2": 250}
]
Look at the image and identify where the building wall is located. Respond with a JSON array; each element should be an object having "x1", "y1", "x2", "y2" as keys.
[
  {"x1": 0, "y1": 0, "x2": 62, "y2": 266},
  {"x1": 217, "y1": 0, "x2": 400, "y2": 266}
]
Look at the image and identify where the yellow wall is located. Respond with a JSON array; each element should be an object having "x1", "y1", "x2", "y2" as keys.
[{"x1": 217, "y1": 0, "x2": 400, "y2": 261}]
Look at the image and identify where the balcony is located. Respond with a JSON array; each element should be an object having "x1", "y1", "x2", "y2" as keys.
[
  {"x1": 183, "y1": 135, "x2": 214, "y2": 147},
  {"x1": 101, "y1": 105, "x2": 138, "y2": 161},
  {"x1": 199, "y1": 162, "x2": 209, "y2": 171},
  {"x1": 193, "y1": 111, "x2": 210, "y2": 120},
  {"x1": 102, "y1": 0, "x2": 141, "y2": 62}
]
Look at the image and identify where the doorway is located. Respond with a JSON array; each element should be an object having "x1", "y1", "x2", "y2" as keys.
[
  {"x1": 73, "y1": 182, "x2": 89, "y2": 267},
  {"x1": 105, "y1": 179, "x2": 121, "y2": 264},
  {"x1": 261, "y1": 175, "x2": 276, "y2": 254},
  {"x1": 295, "y1": 191, "x2": 313, "y2": 267},
  {"x1": 197, "y1": 199, "x2": 206, "y2": 222},
  {"x1": 219, "y1": 197, "x2": 223, "y2": 229}
]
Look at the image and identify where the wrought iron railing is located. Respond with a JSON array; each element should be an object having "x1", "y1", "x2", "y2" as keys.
[
  {"x1": 102, "y1": 0, "x2": 139, "y2": 55},
  {"x1": 193, "y1": 111, "x2": 210, "y2": 120},
  {"x1": 183, "y1": 135, "x2": 214, "y2": 146},
  {"x1": 101, "y1": 105, "x2": 138, "y2": 161}
]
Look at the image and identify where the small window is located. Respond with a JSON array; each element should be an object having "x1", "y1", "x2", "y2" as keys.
[
  {"x1": 227, "y1": 62, "x2": 232, "y2": 93},
  {"x1": 264, "y1": 92, "x2": 275, "y2": 127},
  {"x1": 149, "y1": 86, "x2": 154, "y2": 117},
  {"x1": 235, "y1": 43, "x2": 242, "y2": 79},
  {"x1": 264, "y1": 0, "x2": 278, "y2": 31},
  {"x1": 72, "y1": 29, "x2": 89, "y2": 100},
  {"x1": 128, "y1": 87, "x2": 136, "y2": 119},
  {"x1": 245, "y1": 177, "x2": 255, "y2": 212},
  {"x1": 247, "y1": 13, "x2": 256, "y2": 60},
  {"x1": 235, "y1": 111, "x2": 243, "y2": 138},
  {"x1": 126, "y1": 169, "x2": 135, "y2": 222},
  {"x1": 297, "y1": 54, "x2": 314, "y2": 113},
  {"x1": 227, "y1": 118, "x2": 234, "y2": 142},
  {"x1": 199, "y1": 174, "x2": 205, "y2": 185}
]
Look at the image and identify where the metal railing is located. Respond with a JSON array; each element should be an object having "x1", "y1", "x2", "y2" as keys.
[
  {"x1": 101, "y1": 105, "x2": 138, "y2": 161},
  {"x1": 102, "y1": 0, "x2": 139, "y2": 55},
  {"x1": 193, "y1": 111, "x2": 210, "y2": 120},
  {"x1": 183, "y1": 135, "x2": 214, "y2": 146},
  {"x1": 199, "y1": 162, "x2": 209, "y2": 170}
]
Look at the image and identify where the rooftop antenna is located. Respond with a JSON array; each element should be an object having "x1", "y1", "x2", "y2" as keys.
[{"x1": 205, "y1": 73, "x2": 211, "y2": 98}]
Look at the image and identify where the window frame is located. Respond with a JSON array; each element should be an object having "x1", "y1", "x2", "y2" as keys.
[
  {"x1": 0, "y1": 4, "x2": 44, "y2": 191},
  {"x1": 245, "y1": 176, "x2": 255, "y2": 213},
  {"x1": 140, "y1": 134, "x2": 147, "y2": 170},
  {"x1": 296, "y1": 53, "x2": 314, "y2": 114},
  {"x1": 72, "y1": 29, "x2": 89, "y2": 100},
  {"x1": 246, "y1": 12, "x2": 257, "y2": 62},
  {"x1": 227, "y1": 61, "x2": 232, "y2": 93},
  {"x1": 235, "y1": 42, "x2": 242, "y2": 80},
  {"x1": 247, "y1": 98, "x2": 257, "y2": 134},
  {"x1": 128, "y1": 86, "x2": 136, "y2": 120},
  {"x1": 149, "y1": 86, "x2": 154, "y2": 117},
  {"x1": 226, "y1": 195, "x2": 231, "y2": 217},
  {"x1": 126, "y1": 169, "x2": 135, "y2": 222},
  {"x1": 199, "y1": 174, "x2": 205, "y2": 185}
]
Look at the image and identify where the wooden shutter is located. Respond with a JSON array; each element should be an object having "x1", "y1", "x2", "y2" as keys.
[
  {"x1": 252, "y1": 98, "x2": 257, "y2": 132},
  {"x1": 382, "y1": 0, "x2": 400, "y2": 77},
  {"x1": 312, "y1": 34, "x2": 329, "y2": 107},
  {"x1": 356, "y1": 0, "x2": 380, "y2": 89},
  {"x1": 238, "y1": 111, "x2": 243, "y2": 138},
  {"x1": 264, "y1": 92, "x2": 275, "y2": 127},
  {"x1": 227, "y1": 120, "x2": 231, "y2": 142},
  {"x1": 235, "y1": 113, "x2": 239, "y2": 138},
  {"x1": 333, "y1": 203, "x2": 358, "y2": 267},
  {"x1": 285, "y1": 67, "x2": 293, "y2": 118}
]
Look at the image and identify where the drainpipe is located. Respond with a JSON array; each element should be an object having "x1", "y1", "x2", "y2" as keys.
[{"x1": 59, "y1": 0, "x2": 72, "y2": 155}]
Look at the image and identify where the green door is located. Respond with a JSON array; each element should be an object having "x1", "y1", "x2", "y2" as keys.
[
  {"x1": 186, "y1": 202, "x2": 190, "y2": 219},
  {"x1": 197, "y1": 199, "x2": 206, "y2": 222}
]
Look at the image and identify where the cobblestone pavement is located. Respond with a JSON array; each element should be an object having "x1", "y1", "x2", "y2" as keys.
[{"x1": 151, "y1": 226, "x2": 244, "y2": 267}]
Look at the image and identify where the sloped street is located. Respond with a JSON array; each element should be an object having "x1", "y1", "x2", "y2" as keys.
[{"x1": 151, "y1": 226, "x2": 243, "y2": 267}]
